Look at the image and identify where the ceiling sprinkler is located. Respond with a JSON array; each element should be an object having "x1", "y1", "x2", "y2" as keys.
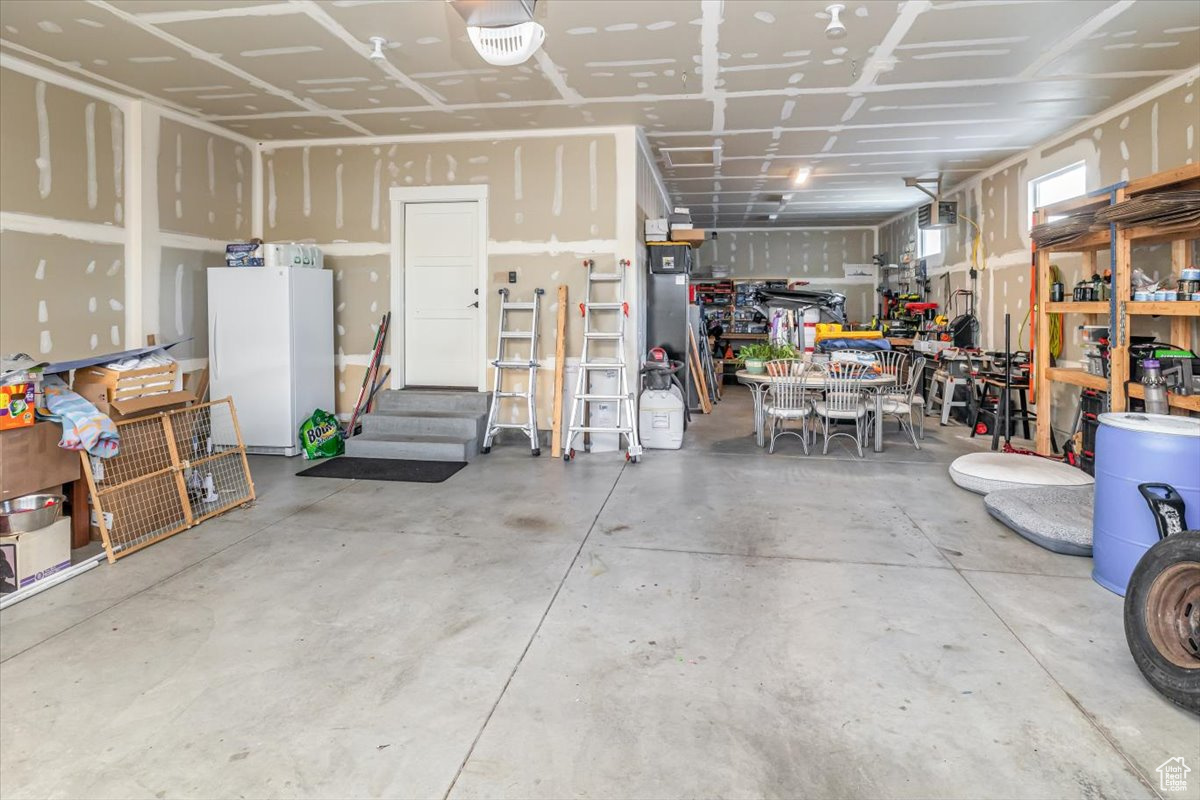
[
  {"x1": 368, "y1": 36, "x2": 387, "y2": 61},
  {"x1": 825, "y1": 4, "x2": 847, "y2": 39}
]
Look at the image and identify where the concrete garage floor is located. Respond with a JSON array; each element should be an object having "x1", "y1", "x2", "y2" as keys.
[{"x1": 1, "y1": 387, "x2": 1195, "y2": 800}]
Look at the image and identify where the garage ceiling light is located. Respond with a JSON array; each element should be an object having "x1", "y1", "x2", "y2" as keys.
[{"x1": 825, "y1": 4, "x2": 847, "y2": 40}]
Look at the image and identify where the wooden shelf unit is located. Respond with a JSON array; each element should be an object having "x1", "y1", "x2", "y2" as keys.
[
  {"x1": 1127, "y1": 382, "x2": 1200, "y2": 412},
  {"x1": 1045, "y1": 366, "x2": 1108, "y2": 390},
  {"x1": 1033, "y1": 163, "x2": 1200, "y2": 453},
  {"x1": 1045, "y1": 301, "x2": 1110, "y2": 315},
  {"x1": 1127, "y1": 301, "x2": 1200, "y2": 316}
]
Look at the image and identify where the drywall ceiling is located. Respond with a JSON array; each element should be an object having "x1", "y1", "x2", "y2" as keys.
[{"x1": 2, "y1": 0, "x2": 1198, "y2": 226}]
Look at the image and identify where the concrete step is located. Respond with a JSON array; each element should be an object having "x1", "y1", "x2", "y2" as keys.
[
  {"x1": 374, "y1": 390, "x2": 490, "y2": 415},
  {"x1": 345, "y1": 432, "x2": 477, "y2": 462},
  {"x1": 361, "y1": 410, "x2": 485, "y2": 438}
]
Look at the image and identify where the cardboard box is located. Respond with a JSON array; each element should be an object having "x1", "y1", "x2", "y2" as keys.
[
  {"x1": 88, "y1": 501, "x2": 113, "y2": 543},
  {"x1": 0, "y1": 423, "x2": 81, "y2": 501},
  {"x1": 0, "y1": 516, "x2": 71, "y2": 594},
  {"x1": 0, "y1": 383, "x2": 35, "y2": 430},
  {"x1": 669, "y1": 229, "x2": 708, "y2": 245},
  {"x1": 72, "y1": 362, "x2": 179, "y2": 403},
  {"x1": 70, "y1": 380, "x2": 195, "y2": 422}
]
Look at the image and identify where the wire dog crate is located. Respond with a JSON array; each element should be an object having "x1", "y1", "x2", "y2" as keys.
[{"x1": 81, "y1": 398, "x2": 255, "y2": 563}]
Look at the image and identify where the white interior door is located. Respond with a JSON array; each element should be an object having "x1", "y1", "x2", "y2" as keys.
[{"x1": 404, "y1": 201, "x2": 480, "y2": 387}]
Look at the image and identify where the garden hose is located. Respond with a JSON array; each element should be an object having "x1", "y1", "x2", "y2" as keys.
[{"x1": 1017, "y1": 263, "x2": 1063, "y2": 358}]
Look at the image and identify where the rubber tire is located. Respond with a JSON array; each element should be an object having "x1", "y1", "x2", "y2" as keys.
[{"x1": 1123, "y1": 531, "x2": 1200, "y2": 715}]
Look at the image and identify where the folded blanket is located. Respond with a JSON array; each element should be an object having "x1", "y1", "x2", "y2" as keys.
[{"x1": 40, "y1": 375, "x2": 120, "y2": 458}]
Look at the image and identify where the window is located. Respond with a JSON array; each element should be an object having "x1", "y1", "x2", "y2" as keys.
[
  {"x1": 1029, "y1": 161, "x2": 1087, "y2": 228},
  {"x1": 919, "y1": 227, "x2": 942, "y2": 259}
]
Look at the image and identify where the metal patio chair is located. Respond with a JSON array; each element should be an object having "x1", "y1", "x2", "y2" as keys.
[
  {"x1": 813, "y1": 361, "x2": 872, "y2": 457},
  {"x1": 764, "y1": 358, "x2": 813, "y2": 454},
  {"x1": 877, "y1": 355, "x2": 927, "y2": 448}
]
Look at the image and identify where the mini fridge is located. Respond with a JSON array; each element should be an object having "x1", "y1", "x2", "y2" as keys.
[{"x1": 207, "y1": 267, "x2": 334, "y2": 456}]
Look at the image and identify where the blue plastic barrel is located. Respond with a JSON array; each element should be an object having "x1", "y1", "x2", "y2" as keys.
[{"x1": 1092, "y1": 413, "x2": 1200, "y2": 595}]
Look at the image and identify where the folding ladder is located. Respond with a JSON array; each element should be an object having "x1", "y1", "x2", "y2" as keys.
[
  {"x1": 482, "y1": 287, "x2": 544, "y2": 456},
  {"x1": 563, "y1": 259, "x2": 643, "y2": 463}
]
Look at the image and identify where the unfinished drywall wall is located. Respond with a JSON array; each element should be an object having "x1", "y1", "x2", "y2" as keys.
[
  {"x1": 143, "y1": 114, "x2": 252, "y2": 362},
  {"x1": 261, "y1": 131, "x2": 625, "y2": 422},
  {"x1": 0, "y1": 59, "x2": 257, "y2": 366},
  {"x1": 699, "y1": 228, "x2": 877, "y2": 322},
  {"x1": 157, "y1": 247, "x2": 227, "y2": 360},
  {"x1": 0, "y1": 231, "x2": 126, "y2": 359},
  {"x1": 157, "y1": 118, "x2": 252, "y2": 241},
  {"x1": 0, "y1": 66, "x2": 126, "y2": 361},
  {"x1": 879, "y1": 74, "x2": 1200, "y2": 433},
  {"x1": 0, "y1": 67, "x2": 124, "y2": 227}
]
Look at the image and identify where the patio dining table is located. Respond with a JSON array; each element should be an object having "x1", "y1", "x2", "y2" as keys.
[{"x1": 736, "y1": 368, "x2": 899, "y2": 453}]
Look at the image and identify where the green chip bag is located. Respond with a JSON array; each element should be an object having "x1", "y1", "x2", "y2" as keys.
[{"x1": 299, "y1": 409, "x2": 344, "y2": 460}]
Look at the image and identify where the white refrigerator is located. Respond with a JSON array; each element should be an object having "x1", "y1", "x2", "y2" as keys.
[{"x1": 207, "y1": 267, "x2": 334, "y2": 456}]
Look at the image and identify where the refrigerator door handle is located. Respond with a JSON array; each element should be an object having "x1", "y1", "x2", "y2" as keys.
[{"x1": 210, "y1": 312, "x2": 219, "y2": 380}]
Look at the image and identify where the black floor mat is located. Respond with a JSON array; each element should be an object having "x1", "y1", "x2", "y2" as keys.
[{"x1": 296, "y1": 457, "x2": 467, "y2": 483}]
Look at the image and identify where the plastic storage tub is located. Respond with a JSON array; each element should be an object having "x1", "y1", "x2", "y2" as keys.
[{"x1": 1092, "y1": 412, "x2": 1200, "y2": 595}]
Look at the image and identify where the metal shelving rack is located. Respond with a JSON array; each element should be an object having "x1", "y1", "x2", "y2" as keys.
[
  {"x1": 693, "y1": 278, "x2": 793, "y2": 340},
  {"x1": 1033, "y1": 163, "x2": 1200, "y2": 453}
]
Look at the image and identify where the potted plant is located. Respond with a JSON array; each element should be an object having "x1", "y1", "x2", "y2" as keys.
[
  {"x1": 769, "y1": 341, "x2": 798, "y2": 360},
  {"x1": 738, "y1": 343, "x2": 773, "y2": 374}
]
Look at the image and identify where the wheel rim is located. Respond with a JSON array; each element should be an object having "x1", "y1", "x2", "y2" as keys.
[{"x1": 1144, "y1": 560, "x2": 1200, "y2": 669}]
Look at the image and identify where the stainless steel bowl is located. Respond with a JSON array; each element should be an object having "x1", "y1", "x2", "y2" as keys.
[{"x1": 0, "y1": 494, "x2": 65, "y2": 534}]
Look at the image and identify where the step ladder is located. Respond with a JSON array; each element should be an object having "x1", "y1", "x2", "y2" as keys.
[
  {"x1": 482, "y1": 287, "x2": 544, "y2": 456},
  {"x1": 563, "y1": 259, "x2": 643, "y2": 463}
]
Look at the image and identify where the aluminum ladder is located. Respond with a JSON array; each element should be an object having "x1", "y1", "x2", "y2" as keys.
[
  {"x1": 482, "y1": 287, "x2": 544, "y2": 456},
  {"x1": 563, "y1": 259, "x2": 643, "y2": 463}
]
